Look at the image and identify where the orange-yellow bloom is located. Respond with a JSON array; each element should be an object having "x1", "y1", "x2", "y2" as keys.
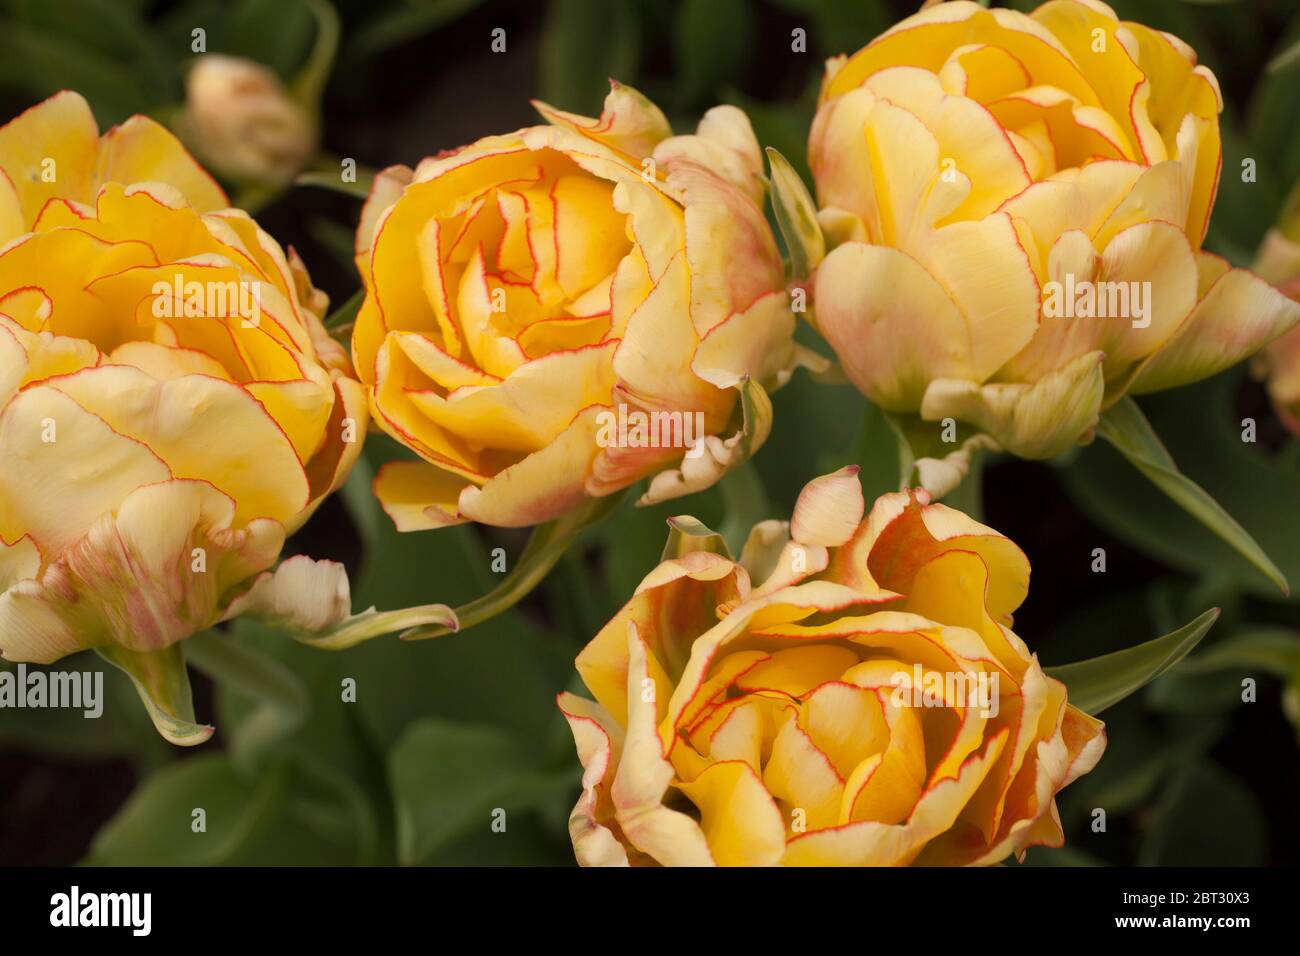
[
  {"x1": 1252, "y1": 207, "x2": 1300, "y2": 434},
  {"x1": 0, "y1": 93, "x2": 366, "y2": 740},
  {"x1": 558, "y1": 466, "x2": 1105, "y2": 866},
  {"x1": 808, "y1": 0, "x2": 1300, "y2": 459},
  {"x1": 352, "y1": 83, "x2": 806, "y2": 530}
]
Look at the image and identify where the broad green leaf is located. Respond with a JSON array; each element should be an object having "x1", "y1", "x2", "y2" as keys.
[
  {"x1": 850, "y1": 400, "x2": 913, "y2": 501},
  {"x1": 766, "y1": 146, "x2": 825, "y2": 280},
  {"x1": 85, "y1": 755, "x2": 367, "y2": 865},
  {"x1": 1096, "y1": 396, "x2": 1288, "y2": 595},
  {"x1": 224, "y1": 0, "x2": 316, "y2": 79},
  {"x1": 1060, "y1": 374, "x2": 1300, "y2": 598},
  {"x1": 87, "y1": 755, "x2": 282, "y2": 865},
  {"x1": 388, "y1": 718, "x2": 575, "y2": 865},
  {"x1": 1045, "y1": 607, "x2": 1220, "y2": 715},
  {"x1": 332, "y1": 446, "x2": 579, "y2": 753},
  {"x1": 0, "y1": 22, "x2": 156, "y2": 123}
]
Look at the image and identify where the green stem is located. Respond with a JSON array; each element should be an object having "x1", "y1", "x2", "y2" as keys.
[
  {"x1": 403, "y1": 490, "x2": 628, "y2": 642},
  {"x1": 717, "y1": 460, "x2": 770, "y2": 556}
]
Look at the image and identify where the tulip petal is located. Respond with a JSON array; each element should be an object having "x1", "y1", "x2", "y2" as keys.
[
  {"x1": 1130, "y1": 253, "x2": 1300, "y2": 393},
  {"x1": 921, "y1": 349, "x2": 1107, "y2": 460}
]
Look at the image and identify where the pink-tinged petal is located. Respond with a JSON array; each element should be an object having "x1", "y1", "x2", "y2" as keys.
[
  {"x1": 921, "y1": 350, "x2": 1107, "y2": 460},
  {"x1": 533, "y1": 81, "x2": 672, "y2": 164},
  {"x1": 791, "y1": 466, "x2": 865, "y2": 548},
  {"x1": 0, "y1": 480, "x2": 283, "y2": 664},
  {"x1": 557, "y1": 691, "x2": 630, "y2": 867},
  {"x1": 1131, "y1": 252, "x2": 1300, "y2": 394},
  {"x1": 221, "y1": 554, "x2": 351, "y2": 633}
]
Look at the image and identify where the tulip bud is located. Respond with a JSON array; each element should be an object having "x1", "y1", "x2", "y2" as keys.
[{"x1": 184, "y1": 54, "x2": 316, "y2": 185}]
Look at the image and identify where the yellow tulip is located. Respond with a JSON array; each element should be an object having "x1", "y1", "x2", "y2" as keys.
[
  {"x1": 1252, "y1": 194, "x2": 1300, "y2": 434},
  {"x1": 352, "y1": 83, "x2": 809, "y2": 530},
  {"x1": 0, "y1": 93, "x2": 366, "y2": 739},
  {"x1": 807, "y1": 0, "x2": 1300, "y2": 459},
  {"x1": 558, "y1": 466, "x2": 1105, "y2": 866}
]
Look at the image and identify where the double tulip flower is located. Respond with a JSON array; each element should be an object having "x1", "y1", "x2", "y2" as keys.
[
  {"x1": 807, "y1": 0, "x2": 1300, "y2": 459},
  {"x1": 0, "y1": 0, "x2": 1292, "y2": 863}
]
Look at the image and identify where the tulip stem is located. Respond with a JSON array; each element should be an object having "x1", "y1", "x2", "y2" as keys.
[
  {"x1": 717, "y1": 461, "x2": 770, "y2": 555},
  {"x1": 402, "y1": 490, "x2": 629, "y2": 642}
]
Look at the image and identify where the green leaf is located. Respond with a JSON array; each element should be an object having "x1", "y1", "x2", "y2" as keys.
[
  {"x1": 388, "y1": 718, "x2": 573, "y2": 865},
  {"x1": 1096, "y1": 396, "x2": 1288, "y2": 595},
  {"x1": 402, "y1": 489, "x2": 628, "y2": 642},
  {"x1": 0, "y1": 21, "x2": 156, "y2": 123},
  {"x1": 86, "y1": 755, "x2": 368, "y2": 865},
  {"x1": 766, "y1": 146, "x2": 825, "y2": 280},
  {"x1": 849, "y1": 400, "x2": 913, "y2": 501},
  {"x1": 224, "y1": 0, "x2": 316, "y2": 80},
  {"x1": 1148, "y1": 627, "x2": 1300, "y2": 714},
  {"x1": 1045, "y1": 607, "x2": 1220, "y2": 715}
]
